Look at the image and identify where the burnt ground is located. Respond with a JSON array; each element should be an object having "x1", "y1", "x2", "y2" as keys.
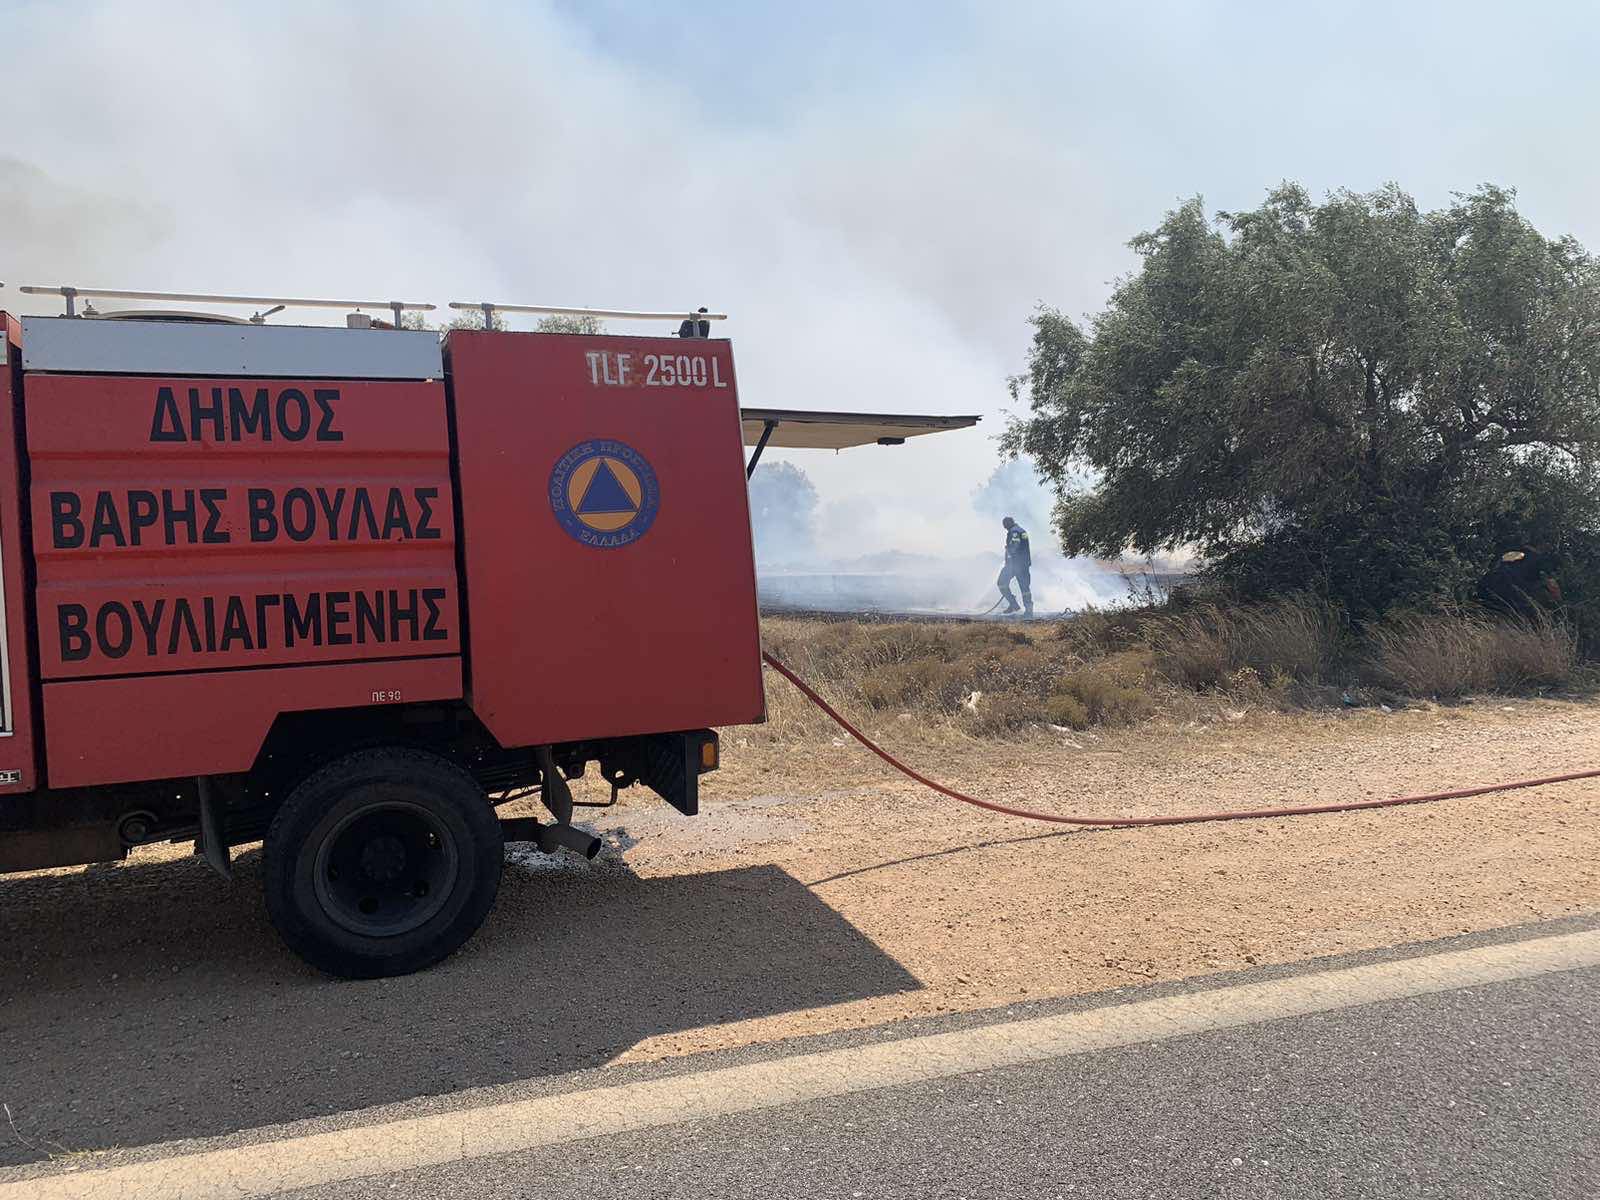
[{"x1": 758, "y1": 604, "x2": 1017, "y2": 623}]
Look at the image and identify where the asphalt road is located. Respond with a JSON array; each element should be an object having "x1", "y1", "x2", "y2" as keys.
[
  {"x1": 6, "y1": 918, "x2": 1595, "y2": 1199},
  {"x1": 279, "y1": 957, "x2": 1599, "y2": 1200}
]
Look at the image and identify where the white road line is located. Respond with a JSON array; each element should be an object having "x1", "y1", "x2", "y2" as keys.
[{"x1": 7, "y1": 929, "x2": 1598, "y2": 1200}]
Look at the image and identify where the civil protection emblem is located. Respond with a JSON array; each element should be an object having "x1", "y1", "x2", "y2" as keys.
[{"x1": 549, "y1": 439, "x2": 660, "y2": 548}]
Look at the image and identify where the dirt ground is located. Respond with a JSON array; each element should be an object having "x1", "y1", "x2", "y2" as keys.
[
  {"x1": 2, "y1": 688, "x2": 1597, "y2": 1163},
  {"x1": 599, "y1": 689, "x2": 1600, "y2": 1059}
]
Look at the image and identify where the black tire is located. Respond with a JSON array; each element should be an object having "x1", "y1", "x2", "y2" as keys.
[{"x1": 264, "y1": 748, "x2": 503, "y2": 979}]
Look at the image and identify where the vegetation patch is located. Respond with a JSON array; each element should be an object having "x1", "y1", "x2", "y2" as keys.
[
  {"x1": 1362, "y1": 610, "x2": 1577, "y2": 698},
  {"x1": 759, "y1": 599, "x2": 1587, "y2": 745}
]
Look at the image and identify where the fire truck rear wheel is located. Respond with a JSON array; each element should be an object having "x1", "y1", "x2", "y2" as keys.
[{"x1": 264, "y1": 749, "x2": 504, "y2": 979}]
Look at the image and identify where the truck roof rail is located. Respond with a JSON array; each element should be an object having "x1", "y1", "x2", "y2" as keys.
[
  {"x1": 18, "y1": 285, "x2": 436, "y2": 326},
  {"x1": 446, "y1": 301, "x2": 727, "y2": 327}
]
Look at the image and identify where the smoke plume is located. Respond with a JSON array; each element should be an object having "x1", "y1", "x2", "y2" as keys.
[{"x1": 754, "y1": 455, "x2": 1126, "y2": 615}]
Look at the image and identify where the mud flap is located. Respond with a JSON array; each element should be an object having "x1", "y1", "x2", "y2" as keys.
[
  {"x1": 636, "y1": 730, "x2": 717, "y2": 816},
  {"x1": 195, "y1": 775, "x2": 233, "y2": 881}
]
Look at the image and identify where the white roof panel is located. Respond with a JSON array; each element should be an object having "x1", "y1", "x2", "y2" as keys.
[{"x1": 21, "y1": 317, "x2": 442, "y2": 380}]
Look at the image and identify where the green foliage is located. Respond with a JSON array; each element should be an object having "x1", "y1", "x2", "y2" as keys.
[
  {"x1": 1004, "y1": 183, "x2": 1600, "y2": 616},
  {"x1": 439, "y1": 311, "x2": 606, "y2": 335},
  {"x1": 446, "y1": 309, "x2": 507, "y2": 332},
  {"x1": 534, "y1": 313, "x2": 606, "y2": 334}
]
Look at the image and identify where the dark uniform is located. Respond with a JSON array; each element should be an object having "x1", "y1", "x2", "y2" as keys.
[
  {"x1": 678, "y1": 306, "x2": 710, "y2": 339},
  {"x1": 998, "y1": 518, "x2": 1032, "y2": 616},
  {"x1": 1477, "y1": 547, "x2": 1561, "y2": 618}
]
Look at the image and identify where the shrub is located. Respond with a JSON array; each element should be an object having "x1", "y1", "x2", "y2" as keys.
[
  {"x1": 1051, "y1": 605, "x2": 1154, "y2": 657},
  {"x1": 856, "y1": 662, "x2": 919, "y2": 709},
  {"x1": 960, "y1": 692, "x2": 1041, "y2": 735},
  {"x1": 943, "y1": 624, "x2": 1032, "y2": 655},
  {"x1": 1049, "y1": 651, "x2": 1157, "y2": 728},
  {"x1": 1042, "y1": 693, "x2": 1091, "y2": 728},
  {"x1": 906, "y1": 659, "x2": 977, "y2": 710},
  {"x1": 993, "y1": 646, "x2": 1061, "y2": 694}
]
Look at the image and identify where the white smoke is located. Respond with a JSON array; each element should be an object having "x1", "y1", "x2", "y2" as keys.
[
  {"x1": 7, "y1": 1, "x2": 1594, "y2": 584},
  {"x1": 0, "y1": 159, "x2": 173, "y2": 276},
  {"x1": 747, "y1": 461, "x2": 821, "y2": 568},
  {"x1": 754, "y1": 454, "x2": 1126, "y2": 615},
  {"x1": 0, "y1": 1, "x2": 1136, "y2": 576}
]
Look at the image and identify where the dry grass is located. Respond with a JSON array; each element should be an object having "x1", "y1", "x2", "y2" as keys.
[
  {"x1": 759, "y1": 620, "x2": 1074, "y2": 739},
  {"x1": 755, "y1": 617, "x2": 1181, "y2": 745},
  {"x1": 1363, "y1": 609, "x2": 1578, "y2": 698},
  {"x1": 1150, "y1": 597, "x2": 1343, "y2": 690},
  {"x1": 754, "y1": 598, "x2": 1586, "y2": 747}
]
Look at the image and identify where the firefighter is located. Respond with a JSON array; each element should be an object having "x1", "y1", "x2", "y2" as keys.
[
  {"x1": 678, "y1": 306, "x2": 710, "y2": 339},
  {"x1": 997, "y1": 516, "x2": 1033, "y2": 616},
  {"x1": 1477, "y1": 545, "x2": 1561, "y2": 618}
]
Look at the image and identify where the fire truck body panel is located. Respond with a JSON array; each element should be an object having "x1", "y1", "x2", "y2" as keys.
[
  {"x1": 0, "y1": 314, "x2": 759, "y2": 799},
  {"x1": 0, "y1": 315, "x2": 37, "y2": 795},
  {"x1": 447, "y1": 330, "x2": 765, "y2": 748},
  {"x1": 18, "y1": 319, "x2": 464, "y2": 790},
  {"x1": 43, "y1": 656, "x2": 466, "y2": 789}
]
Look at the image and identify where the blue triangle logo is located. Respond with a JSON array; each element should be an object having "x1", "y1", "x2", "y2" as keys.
[{"x1": 576, "y1": 460, "x2": 637, "y2": 514}]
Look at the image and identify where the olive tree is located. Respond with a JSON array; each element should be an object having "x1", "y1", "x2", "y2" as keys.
[{"x1": 1004, "y1": 184, "x2": 1600, "y2": 614}]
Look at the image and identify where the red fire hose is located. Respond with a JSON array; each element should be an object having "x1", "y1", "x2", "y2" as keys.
[{"x1": 762, "y1": 651, "x2": 1600, "y2": 828}]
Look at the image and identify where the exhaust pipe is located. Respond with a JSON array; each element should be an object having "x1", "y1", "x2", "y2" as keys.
[{"x1": 536, "y1": 823, "x2": 602, "y2": 860}]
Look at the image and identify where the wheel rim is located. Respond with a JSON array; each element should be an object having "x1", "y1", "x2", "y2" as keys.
[{"x1": 311, "y1": 799, "x2": 460, "y2": 938}]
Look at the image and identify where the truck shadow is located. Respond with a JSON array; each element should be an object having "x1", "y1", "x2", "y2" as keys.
[{"x1": 0, "y1": 848, "x2": 920, "y2": 1166}]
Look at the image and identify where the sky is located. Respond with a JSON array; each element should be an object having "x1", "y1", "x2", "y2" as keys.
[{"x1": 4, "y1": 0, "x2": 1598, "y2": 565}]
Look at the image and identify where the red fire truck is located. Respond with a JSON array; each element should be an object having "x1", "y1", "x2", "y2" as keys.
[{"x1": 0, "y1": 286, "x2": 975, "y2": 977}]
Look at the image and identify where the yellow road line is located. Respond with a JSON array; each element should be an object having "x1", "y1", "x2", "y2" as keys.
[{"x1": 7, "y1": 929, "x2": 1597, "y2": 1200}]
